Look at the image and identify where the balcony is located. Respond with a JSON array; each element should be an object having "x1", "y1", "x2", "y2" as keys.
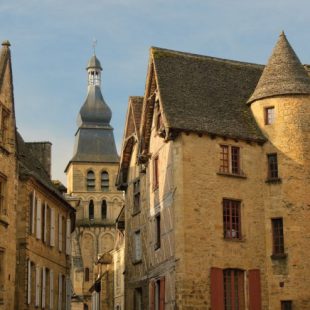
[{"x1": 75, "y1": 218, "x2": 115, "y2": 227}]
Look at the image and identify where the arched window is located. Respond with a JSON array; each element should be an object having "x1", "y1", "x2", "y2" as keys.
[
  {"x1": 89, "y1": 200, "x2": 94, "y2": 220},
  {"x1": 101, "y1": 200, "x2": 107, "y2": 220},
  {"x1": 101, "y1": 171, "x2": 109, "y2": 191},
  {"x1": 84, "y1": 267, "x2": 90, "y2": 282},
  {"x1": 87, "y1": 170, "x2": 95, "y2": 191}
]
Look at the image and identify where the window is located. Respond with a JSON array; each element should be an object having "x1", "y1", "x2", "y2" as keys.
[
  {"x1": 265, "y1": 107, "x2": 275, "y2": 125},
  {"x1": 219, "y1": 145, "x2": 242, "y2": 175},
  {"x1": 133, "y1": 230, "x2": 142, "y2": 263},
  {"x1": 281, "y1": 300, "x2": 292, "y2": 310},
  {"x1": 101, "y1": 200, "x2": 107, "y2": 220},
  {"x1": 89, "y1": 200, "x2": 94, "y2": 220},
  {"x1": 84, "y1": 268, "x2": 90, "y2": 282},
  {"x1": 134, "y1": 287, "x2": 142, "y2": 310},
  {"x1": 133, "y1": 179, "x2": 140, "y2": 214},
  {"x1": 0, "y1": 103, "x2": 9, "y2": 145},
  {"x1": 101, "y1": 171, "x2": 109, "y2": 191},
  {"x1": 0, "y1": 174, "x2": 7, "y2": 216},
  {"x1": 155, "y1": 214, "x2": 161, "y2": 250},
  {"x1": 149, "y1": 278, "x2": 165, "y2": 310},
  {"x1": 87, "y1": 170, "x2": 95, "y2": 191},
  {"x1": 272, "y1": 218, "x2": 285, "y2": 256},
  {"x1": 223, "y1": 199, "x2": 241, "y2": 240},
  {"x1": 223, "y1": 269, "x2": 245, "y2": 310},
  {"x1": 267, "y1": 153, "x2": 279, "y2": 180},
  {"x1": 42, "y1": 202, "x2": 46, "y2": 241},
  {"x1": 153, "y1": 156, "x2": 159, "y2": 190}
]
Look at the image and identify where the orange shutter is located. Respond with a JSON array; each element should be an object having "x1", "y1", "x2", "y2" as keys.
[
  {"x1": 149, "y1": 280, "x2": 155, "y2": 310},
  {"x1": 248, "y1": 269, "x2": 262, "y2": 310},
  {"x1": 159, "y1": 277, "x2": 165, "y2": 310},
  {"x1": 210, "y1": 267, "x2": 224, "y2": 310}
]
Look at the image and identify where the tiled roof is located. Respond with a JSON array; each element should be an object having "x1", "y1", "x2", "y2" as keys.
[
  {"x1": 152, "y1": 47, "x2": 266, "y2": 142},
  {"x1": 248, "y1": 32, "x2": 310, "y2": 103}
]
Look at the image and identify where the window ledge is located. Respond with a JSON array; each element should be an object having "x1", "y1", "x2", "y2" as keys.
[
  {"x1": 217, "y1": 172, "x2": 247, "y2": 179},
  {"x1": 223, "y1": 237, "x2": 245, "y2": 242},
  {"x1": 132, "y1": 209, "x2": 141, "y2": 217},
  {"x1": 265, "y1": 178, "x2": 282, "y2": 184},
  {"x1": 0, "y1": 214, "x2": 9, "y2": 228},
  {"x1": 132, "y1": 259, "x2": 142, "y2": 265},
  {"x1": 271, "y1": 253, "x2": 287, "y2": 260}
]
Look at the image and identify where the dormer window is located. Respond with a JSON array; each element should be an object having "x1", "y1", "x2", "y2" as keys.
[
  {"x1": 87, "y1": 170, "x2": 95, "y2": 191},
  {"x1": 101, "y1": 171, "x2": 109, "y2": 191}
]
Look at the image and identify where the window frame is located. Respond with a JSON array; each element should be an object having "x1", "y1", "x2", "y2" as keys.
[
  {"x1": 101, "y1": 200, "x2": 107, "y2": 220},
  {"x1": 281, "y1": 300, "x2": 292, "y2": 310},
  {"x1": 0, "y1": 173, "x2": 7, "y2": 216},
  {"x1": 219, "y1": 145, "x2": 243, "y2": 176},
  {"x1": 223, "y1": 199, "x2": 242, "y2": 240},
  {"x1": 154, "y1": 213, "x2": 161, "y2": 250},
  {"x1": 89, "y1": 200, "x2": 95, "y2": 221},
  {"x1": 271, "y1": 218, "x2": 285, "y2": 258},
  {"x1": 153, "y1": 156, "x2": 159, "y2": 191},
  {"x1": 101, "y1": 171, "x2": 109, "y2": 192},
  {"x1": 267, "y1": 153, "x2": 279, "y2": 180},
  {"x1": 264, "y1": 106, "x2": 275, "y2": 125},
  {"x1": 86, "y1": 170, "x2": 95, "y2": 191},
  {"x1": 133, "y1": 178, "x2": 141, "y2": 215},
  {"x1": 133, "y1": 230, "x2": 142, "y2": 264}
]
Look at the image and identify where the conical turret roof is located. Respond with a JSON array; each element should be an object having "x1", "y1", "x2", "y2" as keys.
[
  {"x1": 86, "y1": 55, "x2": 102, "y2": 70},
  {"x1": 248, "y1": 32, "x2": 310, "y2": 103}
]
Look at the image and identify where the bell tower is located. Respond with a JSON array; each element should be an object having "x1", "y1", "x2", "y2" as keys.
[{"x1": 66, "y1": 50, "x2": 123, "y2": 309}]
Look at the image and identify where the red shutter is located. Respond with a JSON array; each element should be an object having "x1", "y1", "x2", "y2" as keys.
[
  {"x1": 159, "y1": 277, "x2": 165, "y2": 310},
  {"x1": 248, "y1": 269, "x2": 262, "y2": 310},
  {"x1": 210, "y1": 267, "x2": 224, "y2": 310},
  {"x1": 149, "y1": 280, "x2": 155, "y2": 310}
]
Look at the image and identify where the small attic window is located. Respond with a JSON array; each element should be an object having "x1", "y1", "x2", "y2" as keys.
[{"x1": 265, "y1": 107, "x2": 275, "y2": 125}]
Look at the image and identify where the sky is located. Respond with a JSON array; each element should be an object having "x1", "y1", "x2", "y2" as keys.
[{"x1": 1, "y1": 0, "x2": 310, "y2": 184}]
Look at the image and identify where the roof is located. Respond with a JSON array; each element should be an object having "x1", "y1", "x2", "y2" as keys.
[
  {"x1": 248, "y1": 32, "x2": 310, "y2": 103},
  {"x1": 86, "y1": 55, "x2": 102, "y2": 70},
  {"x1": 151, "y1": 47, "x2": 266, "y2": 142},
  {"x1": 17, "y1": 132, "x2": 74, "y2": 210}
]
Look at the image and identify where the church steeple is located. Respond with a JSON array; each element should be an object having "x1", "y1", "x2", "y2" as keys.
[{"x1": 67, "y1": 52, "x2": 119, "y2": 165}]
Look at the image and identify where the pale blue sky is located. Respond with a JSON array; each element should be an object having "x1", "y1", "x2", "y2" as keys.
[{"x1": 1, "y1": 0, "x2": 310, "y2": 184}]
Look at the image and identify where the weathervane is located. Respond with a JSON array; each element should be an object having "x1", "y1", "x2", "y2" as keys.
[{"x1": 92, "y1": 39, "x2": 97, "y2": 55}]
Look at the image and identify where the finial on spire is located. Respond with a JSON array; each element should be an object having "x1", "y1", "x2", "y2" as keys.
[{"x1": 92, "y1": 39, "x2": 97, "y2": 55}]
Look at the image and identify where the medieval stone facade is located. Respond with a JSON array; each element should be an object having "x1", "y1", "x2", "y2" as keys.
[
  {"x1": 66, "y1": 53, "x2": 123, "y2": 310},
  {"x1": 118, "y1": 32, "x2": 310, "y2": 310},
  {"x1": 0, "y1": 40, "x2": 17, "y2": 310}
]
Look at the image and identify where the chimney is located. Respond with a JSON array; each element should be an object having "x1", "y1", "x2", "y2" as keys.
[{"x1": 26, "y1": 142, "x2": 52, "y2": 178}]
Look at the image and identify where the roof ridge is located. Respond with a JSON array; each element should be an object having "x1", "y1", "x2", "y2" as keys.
[{"x1": 151, "y1": 46, "x2": 264, "y2": 68}]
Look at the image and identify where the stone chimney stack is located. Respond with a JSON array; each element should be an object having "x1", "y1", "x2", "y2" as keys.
[{"x1": 26, "y1": 142, "x2": 52, "y2": 178}]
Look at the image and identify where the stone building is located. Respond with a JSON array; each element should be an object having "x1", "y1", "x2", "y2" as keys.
[
  {"x1": 117, "y1": 32, "x2": 310, "y2": 309},
  {"x1": 15, "y1": 133, "x2": 75, "y2": 310},
  {"x1": 0, "y1": 40, "x2": 17, "y2": 310},
  {"x1": 66, "y1": 53, "x2": 123, "y2": 309}
]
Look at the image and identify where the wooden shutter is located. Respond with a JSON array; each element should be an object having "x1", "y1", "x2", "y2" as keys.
[
  {"x1": 149, "y1": 280, "x2": 155, "y2": 310},
  {"x1": 35, "y1": 265, "x2": 40, "y2": 307},
  {"x1": 66, "y1": 276, "x2": 71, "y2": 310},
  {"x1": 27, "y1": 260, "x2": 31, "y2": 304},
  {"x1": 50, "y1": 270, "x2": 54, "y2": 309},
  {"x1": 42, "y1": 267, "x2": 46, "y2": 308},
  {"x1": 58, "y1": 215, "x2": 62, "y2": 252},
  {"x1": 249, "y1": 269, "x2": 262, "y2": 310},
  {"x1": 50, "y1": 208, "x2": 55, "y2": 246},
  {"x1": 36, "y1": 199, "x2": 42, "y2": 239},
  {"x1": 31, "y1": 190, "x2": 36, "y2": 234},
  {"x1": 58, "y1": 273, "x2": 62, "y2": 310},
  {"x1": 159, "y1": 277, "x2": 165, "y2": 310},
  {"x1": 43, "y1": 203, "x2": 47, "y2": 243},
  {"x1": 210, "y1": 267, "x2": 224, "y2": 310},
  {"x1": 66, "y1": 218, "x2": 71, "y2": 255}
]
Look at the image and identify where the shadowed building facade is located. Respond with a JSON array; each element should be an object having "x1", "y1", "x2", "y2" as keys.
[
  {"x1": 117, "y1": 32, "x2": 310, "y2": 310},
  {"x1": 66, "y1": 53, "x2": 123, "y2": 310}
]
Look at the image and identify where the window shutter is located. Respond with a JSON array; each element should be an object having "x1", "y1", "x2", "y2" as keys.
[
  {"x1": 58, "y1": 273, "x2": 62, "y2": 310},
  {"x1": 58, "y1": 215, "x2": 62, "y2": 252},
  {"x1": 66, "y1": 276, "x2": 72, "y2": 310},
  {"x1": 50, "y1": 270, "x2": 54, "y2": 309},
  {"x1": 210, "y1": 267, "x2": 224, "y2": 310},
  {"x1": 43, "y1": 203, "x2": 47, "y2": 243},
  {"x1": 27, "y1": 260, "x2": 31, "y2": 304},
  {"x1": 35, "y1": 265, "x2": 40, "y2": 307},
  {"x1": 42, "y1": 267, "x2": 46, "y2": 308},
  {"x1": 149, "y1": 280, "x2": 155, "y2": 310},
  {"x1": 36, "y1": 199, "x2": 42, "y2": 239},
  {"x1": 159, "y1": 277, "x2": 165, "y2": 310},
  {"x1": 66, "y1": 218, "x2": 71, "y2": 255},
  {"x1": 248, "y1": 269, "x2": 262, "y2": 310},
  {"x1": 50, "y1": 208, "x2": 55, "y2": 246},
  {"x1": 31, "y1": 190, "x2": 36, "y2": 234}
]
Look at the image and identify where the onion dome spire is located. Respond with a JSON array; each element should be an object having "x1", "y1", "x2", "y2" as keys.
[{"x1": 248, "y1": 31, "x2": 310, "y2": 103}]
